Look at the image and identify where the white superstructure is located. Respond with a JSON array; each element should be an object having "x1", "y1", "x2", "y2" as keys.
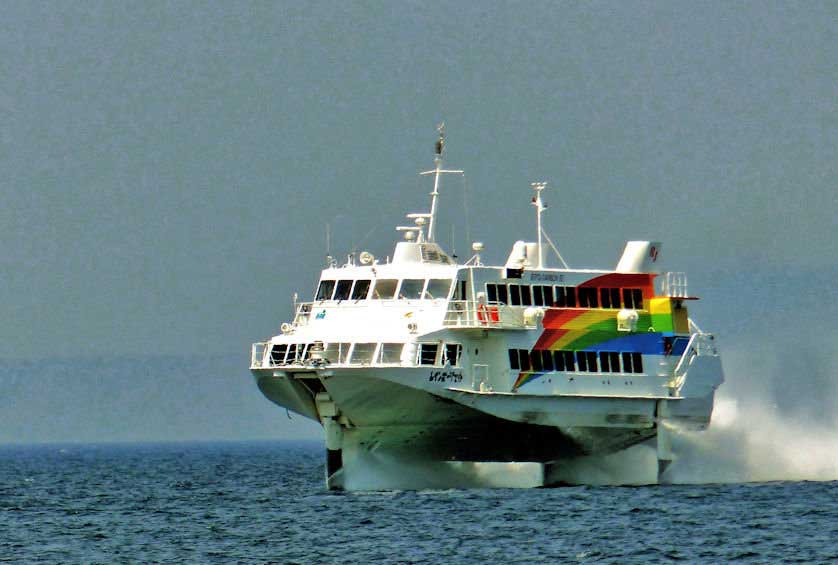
[{"x1": 249, "y1": 126, "x2": 724, "y2": 489}]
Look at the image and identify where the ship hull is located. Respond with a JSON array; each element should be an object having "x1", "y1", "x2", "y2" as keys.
[{"x1": 253, "y1": 367, "x2": 672, "y2": 489}]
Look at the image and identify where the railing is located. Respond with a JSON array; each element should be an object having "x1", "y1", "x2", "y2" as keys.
[
  {"x1": 284, "y1": 299, "x2": 539, "y2": 333},
  {"x1": 669, "y1": 331, "x2": 719, "y2": 390},
  {"x1": 252, "y1": 340, "x2": 463, "y2": 371},
  {"x1": 251, "y1": 342, "x2": 269, "y2": 369},
  {"x1": 442, "y1": 301, "x2": 535, "y2": 329},
  {"x1": 292, "y1": 303, "x2": 313, "y2": 328},
  {"x1": 661, "y1": 272, "x2": 689, "y2": 298}
]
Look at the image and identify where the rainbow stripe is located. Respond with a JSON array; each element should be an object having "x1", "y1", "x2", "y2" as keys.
[{"x1": 511, "y1": 273, "x2": 690, "y2": 390}]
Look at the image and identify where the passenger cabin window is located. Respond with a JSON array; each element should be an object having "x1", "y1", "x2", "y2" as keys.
[
  {"x1": 600, "y1": 288, "x2": 612, "y2": 309},
  {"x1": 532, "y1": 285, "x2": 543, "y2": 306},
  {"x1": 600, "y1": 288, "x2": 625, "y2": 309},
  {"x1": 351, "y1": 343, "x2": 376, "y2": 364},
  {"x1": 399, "y1": 279, "x2": 424, "y2": 300},
  {"x1": 497, "y1": 284, "x2": 508, "y2": 305},
  {"x1": 609, "y1": 352, "x2": 620, "y2": 372},
  {"x1": 351, "y1": 280, "x2": 371, "y2": 300},
  {"x1": 633, "y1": 352, "x2": 643, "y2": 373},
  {"x1": 322, "y1": 342, "x2": 351, "y2": 364},
  {"x1": 508, "y1": 349, "x2": 520, "y2": 370},
  {"x1": 286, "y1": 343, "x2": 298, "y2": 364},
  {"x1": 316, "y1": 280, "x2": 335, "y2": 301},
  {"x1": 486, "y1": 283, "x2": 498, "y2": 304},
  {"x1": 379, "y1": 343, "x2": 403, "y2": 364},
  {"x1": 610, "y1": 288, "x2": 621, "y2": 308},
  {"x1": 530, "y1": 350, "x2": 543, "y2": 372},
  {"x1": 578, "y1": 288, "x2": 598, "y2": 308},
  {"x1": 509, "y1": 285, "x2": 521, "y2": 306},
  {"x1": 533, "y1": 285, "x2": 554, "y2": 307},
  {"x1": 418, "y1": 343, "x2": 439, "y2": 366},
  {"x1": 541, "y1": 350, "x2": 554, "y2": 371},
  {"x1": 518, "y1": 349, "x2": 531, "y2": 371},
  {"x1": 453, "y1": 280, "x2": 467, "y2": 300},
  {"x1": 554, "y1": 286, "x2": 576, "y2": 307},
  {"x1": 444, "y1": 343, "x2": 462, "y2": 367},
  {"x1": 506, "y1": 349, "x2": 642, "y2": 375},
  {"x1": 600, "y1": 351, "x2": 611, "y2": 372},
  {"x1": 372, "y1": 279, "x2": 398, "y2": 299},
  {"x1": 555, "y1": 350, "x2": 575, "y2": 371},
  {"x1": 623, "y1": 288, "x2": 644, "y2": 309},
  {"x1": 425, "y1": 279, "x2": 452, "y2": 300},
  {"x1": 520, "y1": 285, "x2": 532, "y2": 306},
  {"x1": 620, "y1": 351, "x2": 644, "y2": 373},
  {"x1": 577, "y1": 350, "x2": 588, "y2": 371},
  {"x1": 334, "y1": 280, "x2": 353, "y2": 301},
  {"x1": 271, "y1": 343, "x2": 288, "y2": 364},
  {"x1": 633, "y1": 289, "x2": 643, "y2": 309}
]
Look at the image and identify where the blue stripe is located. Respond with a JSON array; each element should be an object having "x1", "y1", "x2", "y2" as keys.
[{"x1": 581, "y1": 333, "x2": 688, "y2": 355}]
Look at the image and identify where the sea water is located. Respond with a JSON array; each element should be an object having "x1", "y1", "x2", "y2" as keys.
[{"x1": 2, "y1": 441, "x2": 837, "y2": 564}]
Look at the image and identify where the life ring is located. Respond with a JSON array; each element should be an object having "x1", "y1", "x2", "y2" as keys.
[
  {"x1": 477, "y1": 304, "x2": 498, "y2": 325},
  {"x1": 477, "y1": 303, "x2": 489, "y2": 325}
]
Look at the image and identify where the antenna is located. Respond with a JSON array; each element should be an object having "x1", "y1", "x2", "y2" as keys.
[
  {"x1": 420, "y1": 123, "x2": 463, "y2": 244},
  {"x1": 531, "y1": 182, "x2": 547, "y2": 269},
  {"x1": 325, "y1": 223, "x2": 331, "y2": 255}
]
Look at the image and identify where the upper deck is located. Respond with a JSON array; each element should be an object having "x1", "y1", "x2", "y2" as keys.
[{"x1": 262, "y1": 125, "x2": 697, "y2": 351}]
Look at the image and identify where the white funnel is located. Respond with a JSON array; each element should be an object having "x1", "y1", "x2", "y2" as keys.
[{"x1": 616, "y1": 241, "x2": 662, "y2": 273}]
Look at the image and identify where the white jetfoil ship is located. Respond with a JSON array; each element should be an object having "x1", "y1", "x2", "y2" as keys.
[{"x1": 250, "y1": 127, "x2": 724, "y2": 490}]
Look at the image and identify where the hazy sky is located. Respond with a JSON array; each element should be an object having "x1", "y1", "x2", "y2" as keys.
[{"x1": 1, "y1": 2, "x2": 835, "y2": 442}]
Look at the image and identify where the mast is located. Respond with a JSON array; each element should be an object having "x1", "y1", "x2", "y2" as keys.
[
  {"x1": 427, "y1": 125, "x2": 444, "y2": 243},
  {"x1": 531, "y1": 182, "x2": 547, "y2": 268},
  {"x1": 420, "y1": 123, "x2": 463, "y2": 245}
]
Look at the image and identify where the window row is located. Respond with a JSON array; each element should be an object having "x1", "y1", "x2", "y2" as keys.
[
  {"x1": 269, "y1": 342, "x2": 462, "y2": 367},
  {"x1": 316, "y1": 278, "x2": 453, "y2": 301},
  {"x1": 508, "y1": 349, "x2": 644, "y2": 374},
  {"x1": 486, "y1": 283, "x2": 643, "y2": 309}
]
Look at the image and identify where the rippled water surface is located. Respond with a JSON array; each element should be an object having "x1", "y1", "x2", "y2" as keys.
[{"x1": 2, "y1": 441, "x2": 837, "y2": 563}]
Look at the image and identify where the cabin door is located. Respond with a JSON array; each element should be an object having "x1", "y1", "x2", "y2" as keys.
[{"x1": 472, "y1": 364, "x2": 489, "y2": 391}]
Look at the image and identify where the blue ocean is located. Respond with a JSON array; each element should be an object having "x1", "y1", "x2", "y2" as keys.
[{"x1": 2, "y1": 440, "x2": 837, "y2": 564}]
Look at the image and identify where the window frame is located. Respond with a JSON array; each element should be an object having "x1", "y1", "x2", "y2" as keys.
[
  {"x1": 351, "y1": 279, "x2": 371, "y2": 300},
  {"x1": 424, "y1": 279, "x2": 453, "y2": 300},
  {"x1": 443, "y1": 343, "x2": 462, "y2": 367},
  {"x1": 576, "y1": 351, "x2": 588, "y2": 372},
  {"x1": 398, "y1": 279, "x2": 425, "y2": 300},
  {"x1": 518, "y1": 349, "x2": 531, "y2": 371},
  {"x1": 509, "y1": 349, "x2": 520, "y2": 370},
  {"x1": 530, "y1": 349, "x2": 543, "y2": 372},
  {"x1": 586, "y1": 351, "x2": 598, "y2": 372},
  {"x1": 520, "y1": 285, "x2": 533, "y2": 306},
  {"x1": 417, "y1": 343, "x2": 440, "y2": 366},
  {"x1": 610, "y1": 288, "x2": 621, "y2": 309},
  {"x1": 541, "y1": 349, "x2": 554, "y2": 372},
  {"x1": 486, "y1": 283, "x2": 498, "y2": 304},
  {"x1": 533, "y1": 285, "x2": 544, "y2": 306},
  {"x1": 599, "y1": 351, "x2": 611, "y2": 372},
  {"x1": 371, "y1": 279, "x2": 398, "y2": 300},
  {"x1": 497, "y1": 284, "x2": 509, "y2": 305},
  {"x1": 350, "y1": 342, "x2": 377, "y2": 365},
  {"x1": 333, "y1": 279, "x2": 353, "y2": 301},
  {"x1": 378, "y1": 343, "x2": 404, "y2": 364},
  {"x1": 632, "y1": 352, "x2": 644, "y2": 373},
  {"x1": 600, "y1": 288, "x2": 612, "y2": 309},
  {"x1": 315, "y1": 280, "x2": 336, "y2": 301}
]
